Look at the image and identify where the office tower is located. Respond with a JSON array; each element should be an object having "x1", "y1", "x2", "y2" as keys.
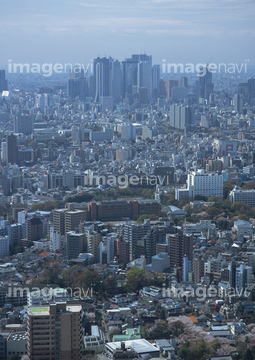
[
  {"x1": 14, "y1": 113, "x2": 34, "y2": 135},
  {"x1": 27, "y1": 302, "x2": 82, "y2": 360},
  {"x1": 122, "y1": 55, "x2": 139, "y2": 98},
  {"x1": 196, "y1": 65, "x2": 214, "y2": 100},
  {"x1": 170, "y1": 104, "x2": 192, "y2": 129},
  {"x1": 94, "y1": 57, "x2": 110, "y2": 102},
  {"x1": 67, "y1": 67, "x2": 88, "y2": 100},
  {"x1": 123, "y1": 219, "x2": 151, "y2": 261},
  {"x1": 169, "y1": 231, "x2": 193, "y2": 269},
  {"x1": 179, "y1": 76, "x2": 188, "y2": 88},
  {"x1": 234, "y1": 94, "x2": 244, "y2": 113},
  {"x1": 109, "y1": 58, "x2": 122, "y2": 103},
  {"x1": 138, "y1": 55, "x2": 152, "y2": 97},
  {"x1": 238, "y1": 82, "x2": 249, "y2": 103},
  {"x1": 152, "y1": 65, "x2": 160, "y2": 99},
  {"x1": 6, "y1": 134, "x2": 19, "y2": 165},
  {"x1": 0, "y1": 70, "x2": 8, "y2": 92},
  {"x1": 66, "y1": 231, "x2": 86, "y2": 259},
  {"x1": 248, "y1": 78, "x2": 255, "y2": 105},
  {"x1": 122, "y1": 54, "x2": 152, "y2": 98},
  {"x1": 235, "y1": 263, "x2": 252, "y2": 294},
  {"x1": 26, "y1": 215, "x2": 43, "y2": 242}
]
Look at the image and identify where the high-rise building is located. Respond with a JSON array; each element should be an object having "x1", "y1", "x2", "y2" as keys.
[
  {"x1": 168, "y1": 231, "x2": 193, "y2": 270},
  {"x1": 65, "y1": 210, "x2": 85, "y2": 234},
  {"x1": 196, "y1": 65, "x2": 214, "y2": 101},
  {"x1": 94, "y1": 57, "x2": 110, "y2": 102},
  {"x1": 0, "y1": 70, "x2": 8, "y2": 92},
  {"x1": 123, "y1": 219, "x2": 151, "y2": 261},
  {"x1": 152, "y1": 65, "x2": 160, "y2": 99},
  {"x1": 116, "y1": 235, "x2": 129, "y2": 264},
  {"x1": 86, "y1": 230, "x2": 101, "y2": 260},
  {"x1": 67, "y1": 67, "x2": 88, "y2": 100},
  {"x1": 179, "y1": 76, "x2": 188, "y2": 88},
  {"x1": 6, "y1": 134, "x2": 19, "y2": 165},
  {"x1": 66, "y1": 231, "x2": 87, "y2": 259},
  {"x1": 53, "y1": 209, "x2": 66, "y2": 235},
  {"x1": 27, "y1": 302, "x2": 82, "y2": 360},
  {"x1": 193, "y1": 254, "x2": 204, "y2": 284},
  {"x1": 248, "y1": 78, "x2": 255, "y2": 105},
  {"x1": 122, "y1": 54, "x2": 152, "y2": 98},
  {"x1": 138, "y1": 56, "x2": 152, "y2": 97},
  {"x1": 170, "y1": 104, "x2": 193, "y2": 129},
  {"x1": 26, "y1": 215, "x2": 43, "y2": 242},
  {"x1": 234, "y1": 93, "x2": 244, "y2": 114},
  {"x1": 235, "y1": 263, "x2": 252, "y2": 294},
  {"x1": 144, "y1": 226, "x2": 167, "y2": 264},
  {"x1": 14, "y1": 113, "x2": 34, "y2": 135}
]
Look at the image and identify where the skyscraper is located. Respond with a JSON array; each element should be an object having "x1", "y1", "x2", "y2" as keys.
[
  {"x1": 27, "y1": 303, "x2": 82, "y2": 360},
  {"x1": 122, "y1": 54, "x2": 152, "y2": 99},
  {"x1": 6, "y1": 134, "x2": 19, "y2": 165},
  {"x1": 0, "y1": 70, "x2": 8, "y2": 93},
  {"x1": 14, "y1": 113, "x2": 34, "y2": 135},
  {"x1": 152, "y1": 65, "x2": 160, "y2": 99},
  {"x1": 196, "y1": 65, "x2": 214, "y2": 101},
  {"x1": 93, "y1": 57, "x2": 110, "y2": 102},
  {"x1": 234, "y1": 93, "x2": 244, "y2": 114}
]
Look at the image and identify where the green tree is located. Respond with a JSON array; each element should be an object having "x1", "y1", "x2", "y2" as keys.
[
  {"x1": 75, "y1": 268, "x2": 100, "y2": 291},
  {"x1": 137, "y1": 214, "x2": 159, "y2": 223},
  {"x1": 125, "y1": 267, "x2": 147, "y2": 292}
]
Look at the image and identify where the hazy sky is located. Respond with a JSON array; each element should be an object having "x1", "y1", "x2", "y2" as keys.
[{"x1": 1, "y1": 0, "x2": 254, "y2": 66}]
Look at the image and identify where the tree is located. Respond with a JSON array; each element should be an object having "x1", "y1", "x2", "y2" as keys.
[
  {"x1": 169, "y1": 320, "x2": 185, "y2": 337},
  {"x1": 62, "y1": 265, "x2": 80, "y2": 288},
  {"x1": 137, "y1": 214, "x2": 158, "y2": 223},
  {"x1": 125, "y1": 267, "x2": 147, "y2": 292},
  {"x1": 102, "y1": 275, "x2": 118, "y2": 295},
  {"x1": 10, "y1": 355, "x2": 21, "y2": 360},
  {"x1": 223, "y1": 181, "x2": 234, "y2": 199},
  {"x1": 75, "y1": 268, "x2": 100, "y2": 291}
]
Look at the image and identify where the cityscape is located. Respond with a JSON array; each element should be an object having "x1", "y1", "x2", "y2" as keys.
[{"x1": 1, "y1": 0, "x2": 255, "y2": 360}]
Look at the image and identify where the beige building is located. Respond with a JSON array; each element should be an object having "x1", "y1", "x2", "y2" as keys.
[{"x1": 27, "y1": 303, "x2": 82, "y2": 360}]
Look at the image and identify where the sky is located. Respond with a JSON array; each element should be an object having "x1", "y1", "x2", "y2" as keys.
[{"x1": 0, "y1": 0, "x2": 254, "y2": 67}]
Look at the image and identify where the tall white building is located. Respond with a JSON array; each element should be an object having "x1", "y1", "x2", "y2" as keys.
[{"x1": 175, "y1": 170, "x2": 223, "y2": 200}]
